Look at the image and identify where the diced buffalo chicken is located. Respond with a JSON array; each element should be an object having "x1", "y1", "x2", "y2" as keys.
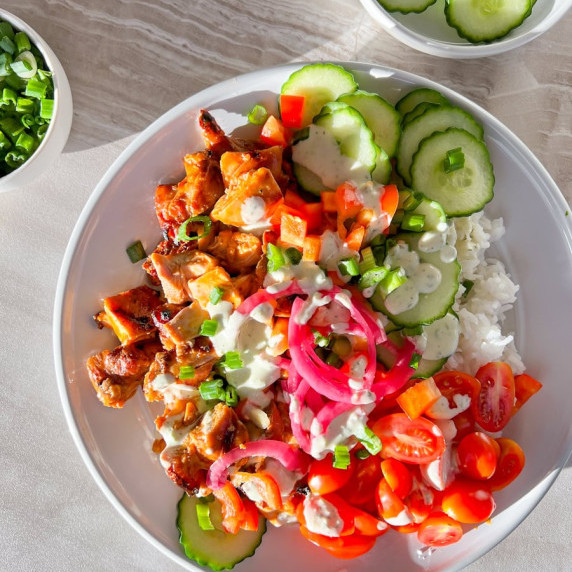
[
  {"x1": 98, "y1": 285, "x2": 162, "y2": 345},
  {"x1": 185, "y1": 402, "x2": 249, "y2": 461},
  {"x1": 161, "y1": 300, "x2": 209, "y2": 346},
  {"x1": 150, "y1": 250, "x2": 218, "y2": 304},
  {"x1": 199, "y1": 109, "x2": 257, "y2": 158},
  {"x1": 206, "y1": 230, "x2": 263, "y2": 275},
  {"x1": 161, "y1": 442, "x2": 209, "y2": 495},
  {"x1": 211, "y1": 167, "x2": 283, "y2": 227},
  {"x1": 86, "y1": 340, "x2": 161, "y2": 408},
  {"x1": 188, "y1": 266, "x2": 243, "y2": 310}
]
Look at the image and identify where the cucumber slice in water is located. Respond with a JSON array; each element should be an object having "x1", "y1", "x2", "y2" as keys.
[
  {"x1": 377, "y1": 0, "x2": 438, "y2": 14},
  {"x1": 396, "y1": 105, "x2": 484, "y2": 185},
  {"x1": 281, "y1": 63, "x2": 358, "y2": 127},
  {"x1": 410, "y1": 128, "x2": 494, "y2": 217},
  {"x1": 177, "y1": 493, "x2": 266, "y2": 571},
  {"x1": 445, "y1": 0, "x2": 532, "y2": 43}
]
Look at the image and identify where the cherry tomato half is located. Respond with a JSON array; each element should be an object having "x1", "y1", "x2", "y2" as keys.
[
  {"x1": 338, "y1": 452, "x2": 382, "y2": 510},
  {"x1": 417, "y1": 512, "x2": 463, "y2": 547},
  {"x1": 299, "y1": 525, "x2": 377, "y2": 559},
  {"x1": 512, "y1": 373, "x2": 543, "y2": 415},
  {"x1": 308, "y1": 454, "x2": 355, "y2": 495},
  {"x1": 488, "y1": 438, "x2": 525, "y2": 491},
  {"x1": 452, "y1": 409, "x2": 476, "y2": 442},
  {"x1": 372, "y1": 413, "x2": 445, "y2": 464},
  {"x1": 441, "y1": 479, "x2": 496, "y2": 524},
  {"x1": 406, "y1": 475, "x2": 436, "y2": 524},
  {"x1": 472, "y1": 362, "x2": 515, "y2": 432},
  {"x1": 376, "y1": 478, "x2": 414, "y2": 526},
  {"x1": 381, "y1": 458, "x2": 413, "y2": 499},
  {"x1": 433, "y1": 370, "x2": 481, "y2": 408},
  {"x1": 457, "y1": 432, "x2": 499, "y2": 480}
]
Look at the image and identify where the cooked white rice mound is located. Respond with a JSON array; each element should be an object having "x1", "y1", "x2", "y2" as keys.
[{"x1": 445, "y1": 212, "x2": 525, "y2": 376}]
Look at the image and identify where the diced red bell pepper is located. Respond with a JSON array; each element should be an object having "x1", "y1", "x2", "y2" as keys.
[
  {"x1": 345, "y1": 224, "x2": 365, "y2": 251},
  {"x1": 336, "y1": 182, "x2": 363, "y2": 219},
  {"x1": 381, "y1": 184, "x2": 399, "y2": 220},
  {"x1": 303, "y1": 235, "x2": 322, "y2": 262},
  {"x1": 260, "y1": 115, "x2": 291, "y2": 147},
  {"x1": 280, "y1": 94, "x2": 305, "y2": 129}
]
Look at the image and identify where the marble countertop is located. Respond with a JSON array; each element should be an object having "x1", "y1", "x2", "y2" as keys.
[{"x1": 1, "y1": 1, "x2": 570, "y2": 571}]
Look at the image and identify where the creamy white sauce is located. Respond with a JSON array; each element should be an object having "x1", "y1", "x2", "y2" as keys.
[
  {"x1": 264, "y1": 458, "x2": 301, "y2": 498},
  {"x1": 241, "y1": 196, "x2": 266, "y2": 224},
  {"x1": 356, "y1": 181, "x2": 392, "y2": 243},
  {"x1": 426, "y1": 393, "x2": 471, "y2": 420},
  {"x1": 419, "y1": 313, "x2": 461, "y2": 360},
  {"x1": 384, "y1": 508, "x2": 413, "y2": 527},
  {"x1": 303, "y1": 494, "x2": 344, "y2": 537},
  {"x1": 319, "y1": 230, "x2": 358, "y2": 274},
  {"x1": 264, "y1": 261, "x2": 333, "y2": 295},
  {"x1": 250, "y1": 301, "x2": 274, "y2": 324}
]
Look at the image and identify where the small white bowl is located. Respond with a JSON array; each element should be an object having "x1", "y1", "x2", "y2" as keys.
[
  {"x1": 0, "y1": 9, "x2": 73, "y2": 193},
  {"x1": 360, "y1": 0, "x2": 572, "y2": 59}
]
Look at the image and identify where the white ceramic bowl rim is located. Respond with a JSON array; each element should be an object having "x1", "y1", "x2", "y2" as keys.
[{"x1": 53, "y1": 60, "x2": 572, "y2": 571}]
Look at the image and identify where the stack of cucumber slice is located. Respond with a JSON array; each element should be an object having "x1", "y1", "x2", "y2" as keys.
[{"x1": 377, "y1": 0, "x2": 536, "y2": 44}]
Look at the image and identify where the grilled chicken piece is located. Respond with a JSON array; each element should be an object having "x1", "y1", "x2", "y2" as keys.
[
  {"x1": 149, "y1": 250, "x2": 218, "y2": 304},
  {"x1": 86, "y1": 340, "x2": 161, "y2": 408},
  {"x1": 232, "y1": 273, "x2": 262, "y2": 301},
  {"x1": 96, "y1": 285, "x2": 162, "y2": 345},
  {"x1": 198, "y1": 109, "x2": 256, "y2": 158},
  {"x1": 206, "y1": 230, "x2": 263, "y2": 275},
  {"x1": 188, "y1": 266, "x2": 244, "y2": 309},
  {"x1": 211, "y1": 167, "x2": 283, "y2": 227},
  {"x1": 161, "y1": 442, "x2": 209, "y2": 495},
  {"x1": 186, "y1": 402, "x2": 249, "y2": 461}
]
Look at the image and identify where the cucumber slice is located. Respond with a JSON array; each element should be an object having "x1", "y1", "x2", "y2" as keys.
[
  {"x1": 372, "y1": 146, "x2": 392, "y2": 184},
  {"x1": 337, "y1": 90, "x2": 402, "y2": 157},
  {"x1": 396, "y1": 88, "x2": 450, "y2": 117},
  {"x1": 377, "y1": 0, "x2": 437, "y2": 14},
  {"x1": 400, "y1": 191, "x2": 448, "y2": 232},
  {"x1": 177, "y1": 493, "x2": 266, "y2": 571},
  {"x1": 445, "y1": 0, "x2": 532, "y2": 43},
  {"x1": 370, "y1": 233, "x2": 460, "y2": 327},
  {"x1": 418, "y1": 312, "x2": 460, "y2": 360},
  {"x1": 396, "y1": 105, "x2": 484, "y2": 185},
  {"x1": 410, "y1": 128, "x2": 494, "y2": 217},
  {"x1": 376, "y1": 331, "x2": 446, "y2": 379},
  {"x1": 281, "y1": 63, "x2": 358, "y2": 127},
  {"x1": 292, "y1": 103, "x2": 379, "y2": 190},
  {"x1": 402, "y1": 102, "x2": 440, "y2": 127}
]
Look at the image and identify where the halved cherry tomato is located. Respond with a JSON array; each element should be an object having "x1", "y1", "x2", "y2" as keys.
[
  {"x1": 260, "y1": 115, "x2": 291, "y2": 147},
  {"x1": 452, "y1": 409, "x2": 476, "y2": 442},
  {"x1": 417, "y1": 512, "x2": 463, "y2": 547},
  {"x1": 488, "y1": 438, "x2": 525, "y2": 491},
  {"x1": 297, "y1": 493, "x2": 355, "y2": 537},
  {"x1": 392, "y1": 522, "x2": 420, "y2": 534},
  {"x1": 308, "y1": 454, "x2": 355, "y2": 495},
  {"x1": 441, "y1": 479, "x2": 495, "y2": 524},
  {"x1": 512, "y1": 373, "x2": 543, "y2": 415},
  {"x1": 299, "y1": 525, "x2": 377, "y2": 559},
  {"x1": 337, "y1": 452, "x2": 382, "y2": 510},
  {"x1": 372, "y1": 413, "x2": 445, "y2": 464},
  {"x1": 376, "y1": 478, "x2": 414, "y2": 526},
  {"x1": 472, "y1": 362, "x2": 515, "y2": 432},
  {"x1": 405, "y1": 476, "x2": 435, "y2": 524},
  {"x1": 381, "y1": 458, "x2": 413, "y2": 499},
  {"x1": 433, "y1": 370, "x2": 481, "y2": 408},
  {"x1": 326, "y1": 493, "x2": 389, "y2": 537},
  {"x1": 457, "y1": 432, "x2": 499, "y2": 480}
]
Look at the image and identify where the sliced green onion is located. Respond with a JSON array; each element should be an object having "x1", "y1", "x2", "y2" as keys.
[
  {"x1": 409, "y1": 353, "x2": 422, "y2": 370},
  {"x1": 1, "y1": 87, "x2": 16, "y2": 105},
  {"x1": 4, "y1": 150, "x2": 26, "y2": 169},
  {"x1": 222, "y1": 351, "x2": 243, "y2": 370},
  {"x1": 330, "y1": 336, "x2": 352, "y2": 358},
  {"x1": 392, "y1": 209, "x2": 404, "y2": 225},
  {"x1": 0, "y1": 116, "x2": 24, "y2": 141},
  {"x1": 355, "y1": 449, "x2": 371, "y2": 460},
  {"x1": 0, "y1": 22, "x2": 14, "y2": 40},
  {"x1": 25, "y1": 76, "x2": 47, "y2": 100},
  {"x1": 284, "y1": 246, "x2": 302, "y2": 265},
  {"x1": 14, "y1": 32, "x2": 31, "y2": 53},
  {"x1": 209, "y1": 286, "x2": 224, "y2": 305},
  {"x1": 200, "y1": 319, "x2": 219, "y2": 337},
  {"x1": 176, "y1": 215, "x2": 212, "y2": 243},
  {"x1": 358, "y1": 267, "x2": 388, "y2": 291},
  {"x1": 225, "y1": 386, "x2": 239, "y2": 408},
  {"x1": 247, "y1": 103, "x2": 268, "y2": 125},
  {"x1": 125, "y1": 240, "x2": 146, "y2": 263},
  {"x1": 401, "y1": 213, "x2": 425, "y2": 232},
  {"x1": 39, "y1": 98, "x2": 54, "y2": 120},
  {"x1": 15, "y1": 131, "x2": 34, "y2": 153},
  {"x1": 325, "y1": 351, "x2": 342, "y2": 368},
  {"x1": 444, "y1": 147, "x2": 465, "y2": 173},
  {"x1": 199, "y1": 379, "x2": 225, "y2": 401},
  {"x1": 35, "y1": 123, "x2": 48, "y2": 140},
  {"x1": 403, "y1": 325, "x2": 423, "y2": 337},
  {"x1": 402, "y1": 191, "x2": 424, "y2": 211},
  {"x1": 266, "y1": 243, "x2": 285, "y2": 272},
  {"x1": 195, "y1": 502, "x2": 215, "y2": 531},
  {"x1": 370, "y1": 234, "x2": 387, "y2": 248},
  {"x1": 338, "y1": 257, "x2": 360, "y2": 277},
  {"x1": 9, "y1": 59, "x2": 32, "y2": 77},
  {"x1": 0, "y1": 130, "x2": 10, "y2": 150},
  {"x1": 354, "y1": 426, "x2": 382, "y2": 455},
  {"x1": 379, "y1": 269, "x2": 407, "y2": 295},
  {"x1": 462, "y1": 279, "x2": 474, "y2": 297},
  {"x1": 0, "y1": 53, "x2": 13, "y2": 76},
  {"x1": 313, "y1": 330, "x2": 331, "y2": 348},
  {"x1": 20, "y1": 113, "x2": 35, "y2": 128},
  {"x1": 179, "y1": 365, "x2": 195, "y2": 380},
  {"x1": 359, "y1": 246, "x2": 376, "y2": 274},
  {"x1": 333, "y1": 445, "x2": 351, "y2": 470},
  {"x1": 0, "y1": 36, "x2": 16, "y2": 55},
  {"x1": 15, "y1": 97, "x2": 34, "y2": 114}
]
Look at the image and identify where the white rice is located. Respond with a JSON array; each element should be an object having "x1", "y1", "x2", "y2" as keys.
[{"x1": 445, "y1": 211, "x2": 525, "y2": 376}]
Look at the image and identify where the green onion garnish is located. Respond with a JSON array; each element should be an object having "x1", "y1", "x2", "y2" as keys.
[
  {"x1": 402, "y1": 191, "x2": 423, "y2": 212},
  {"x1": 222, "y1": 351, "x2": 243, "y2": 370},
  {"x1": 379, "y1": 269, "x2": 407, "y2": 295},
  {"x1": 354, "y1": 426, "x2": 382, "y2": 455},
  {"x1": 2, "y1": 87, "x2": 16, "y2": 105},
  {"x1": 403, "y1": 325, "x2": 423, "y2": 337},
  {"x1": 0, "y1": 36, "x2": 16, "y2": 55},
  {"x1": 266, "y1": 243, "x2": 285, "y2": 272},
  {"x1": 333, "y1": 445, "x2": 351, "y2": 470},
  {"x1": 313, "y1": 330, "x2": 331, "y2": 348},
  {"x1": 195, "y1": 502, "x2": 215, "y2": 531},
  {"x1": 14, "y1": 32, "x2": 30, "y2": 54},
  {"x1": 409, "y1": 353, "x2": 422, "y2": 370},
  {"x1": 247, "y1": 103, "x2": 268, "y2": 125},
  {"x1": 200, "y1": 319, "x2": 219, "y2": 337},
  {"x1": 0, "y1": 22, "x2": 14, "y2": 40},
  {"x1": 225, "y1": 386, "x2": 239, "y2": 408},
  {"x1": 358, "y1": 267, "x2": 388, "y2": 291},
  {"x1": 359, "y1": 246, "x2": 376, "y2": 274},
  {"x1": 462, "y1": 279, "x2": 474, "y2": 297},
  {"x1": 25, "y1": 76, "x2": 47, "y2": 100},
  {"x1": 209, "y1": 286, "x2": 224, "y2": 305},
  {"x1": 15, "y1": 131, "x2": 34, "y2": 153},
  {"x1": 125, "y1": 240, "x2": 146, "y2": 263},
  {"x1": 325, "y1": 351, "x2": 342, "y2": 368},
  {"x1": 401, "y1": 213, "x2": 425, "y2": 232},
  {"x1": 338, "y1": 257, "x2": 360, "y2": 277},
  {"x1": 176, "y1": 215, "x2": 212, "y2": 243},
  {"x1": 284, "y1": 247, "x2": 302, "y2": 265},
  {"x1": 179, "y1": 365, "x2": 195, "y2": 380},
  {"x1": 15, "y1": 97, "x2": 33, "y2": 114},
  {"x1": 199, "y1": 379, "x2": 226, "y2": 401},
  {"x1": 444, "y1": 147, "x2": 465, "y2": 173},
  {"x1": 355, "y1": 449, "x2": 371, "y2": 460}
]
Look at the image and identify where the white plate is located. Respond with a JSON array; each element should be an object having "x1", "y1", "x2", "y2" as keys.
[
  {"x1": 54, "y1": 62, "x2": 572, "y2": 571},
  {"x1": 359, "y1": 0, "x2": 572, "y2": 59}
]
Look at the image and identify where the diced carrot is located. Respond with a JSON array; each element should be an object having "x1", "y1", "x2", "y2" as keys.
[
  {"x1": 284, "y1": 189, "x2": 307, "y2": 209},
  {"x1": 381, "y1": 184, "x2": 399, "y2": 220},
  {"x1": 336, "y1": 182, "x2": 363, "y2": 218},
  {"x1": 280, "y1": 212, "x2": 307, "y2": 248},
  {"x1": 300, "y1": 202, "x2": 323, "y2": 232},
  {"x1": 396, "y1": 377, "x2": 442, "y2": 420},
  {"x1": 345, "y1": 224, "x2": 365, "y2": 252},
  {"x1": 321, "y1": 191, "x2": 337, "y2": 213},
  {"x1": 303, "y1": 235, "x2": 322, "y2": 262},
  {"x1": 260, "y1": 115, "x2": 291, "y2": 148},
  {"x1": 280, "y1": 94, "x2": 305, "y2": 128},
  {"x1": 356, "y1": 208, "x2": 375, "y2": 226},
  {"x1": 512, "y1": 373, "x2": 543, "y2": 415},
  {"x1": 269, "y1": 202, "x2": 303, "y2": 226}
]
